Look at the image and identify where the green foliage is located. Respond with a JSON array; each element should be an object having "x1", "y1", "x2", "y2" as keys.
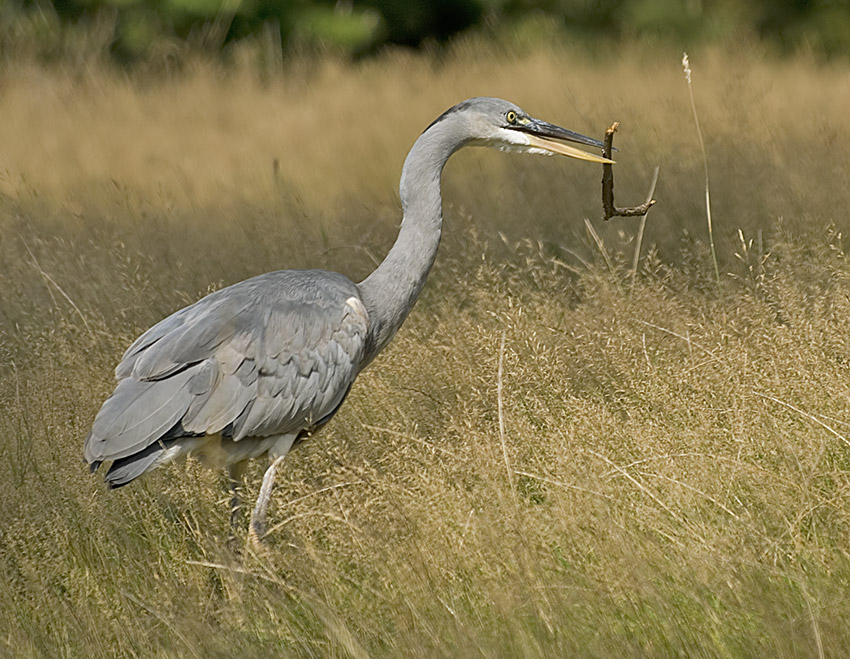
[
  {"x1": 3, "y1": 0, "x2": 850, "y2": 65},
  {"x1": 294, "y1": 4, "x2": 382, "y2": 51}
]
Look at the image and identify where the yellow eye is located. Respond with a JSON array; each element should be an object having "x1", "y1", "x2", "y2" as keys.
[{"x1": 506, "y1": 111, "x2": 518, "y2": 125}]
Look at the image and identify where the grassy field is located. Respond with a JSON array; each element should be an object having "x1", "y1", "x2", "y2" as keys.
[{"x1": 3, "y1": 41, "x2": 850, "y2": 656}]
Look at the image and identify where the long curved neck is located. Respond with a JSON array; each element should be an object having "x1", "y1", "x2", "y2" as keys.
[{"x1": 357, "y1": 118, "x2": 466, "y2": 366}]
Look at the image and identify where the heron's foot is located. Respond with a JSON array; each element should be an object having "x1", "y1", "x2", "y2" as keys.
[
  {"x1": 248, "y1": 519, "x2": 266, "y2": 551},
  {"x1": 247, "y1": 454, "x2": 287, "y2": 550}
]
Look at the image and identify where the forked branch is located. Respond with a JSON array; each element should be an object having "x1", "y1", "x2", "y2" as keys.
[{"x1": 602, "y1": 122, "x2": 657, "y2": 221}]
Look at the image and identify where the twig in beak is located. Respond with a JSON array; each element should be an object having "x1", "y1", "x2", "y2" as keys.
[{"x1": 601, "y1": 122, "x2": 657, "y2": 221}]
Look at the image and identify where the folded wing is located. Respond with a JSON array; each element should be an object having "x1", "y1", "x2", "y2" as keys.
[{"x1": 84, "y1": 270, "x2": 369, "y2": 476}]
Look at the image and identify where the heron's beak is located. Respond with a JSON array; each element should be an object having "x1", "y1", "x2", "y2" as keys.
[{"x1": 514, "y1": 118, "x2": 615, "y2": 164}]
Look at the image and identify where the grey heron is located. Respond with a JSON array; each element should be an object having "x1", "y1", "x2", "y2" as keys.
[{"x1": 84, "y1": 97, "x2": 613, "y2": 543}]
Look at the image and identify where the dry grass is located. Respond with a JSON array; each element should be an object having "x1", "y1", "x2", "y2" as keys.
[{"x1": 3, "y1": 41, "x2": 850, "y2": 656}]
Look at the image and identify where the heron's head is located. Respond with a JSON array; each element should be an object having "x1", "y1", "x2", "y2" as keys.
[{"x1": 429, "y1": 97, "x2": 614, "y2": 165}]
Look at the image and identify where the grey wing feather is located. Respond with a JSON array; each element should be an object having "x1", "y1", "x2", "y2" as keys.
[
  {"x1": 84, "y1": 365, "x2": 200, "y2": 462},
  {"x1": 115, "y1": 305, "x2": 196, "y2": 379},
  {"x1": 85, "y1": 270, "x2": 369, "y2": 468},
  {"x1": 121, "y1": 298, "x2": 246, "y2": 380},
  {"x1": 182, "y1": 368, "x2": 255, "y2": 434}
]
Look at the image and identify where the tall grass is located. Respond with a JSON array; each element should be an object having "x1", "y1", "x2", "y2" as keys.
[{"x1": 2, "y1": 43, "x2": 850, "y2": 656}]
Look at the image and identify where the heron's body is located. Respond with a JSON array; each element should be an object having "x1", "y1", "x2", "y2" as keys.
[
  {"x1": 85, "y1": 270, "x2": 368, "y2": 485},
  {"x1": 84, "y1": 97, "x2": 612, "y2": 539}
]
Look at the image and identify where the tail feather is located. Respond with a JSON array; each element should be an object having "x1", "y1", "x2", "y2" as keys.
[{"x1": 104, "y1": 441, "x2": 174, "y2": 488}]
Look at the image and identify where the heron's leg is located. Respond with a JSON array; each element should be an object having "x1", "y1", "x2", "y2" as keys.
[
  {"x1": 248, "y1": 434, "x2": 298, "y2": 548},
  {"x1": 248, "y1": 454, "x2": 286, "y2": 547},
  {"x1": 227, "y1": 460, "x2": 248, "y2": 529}
]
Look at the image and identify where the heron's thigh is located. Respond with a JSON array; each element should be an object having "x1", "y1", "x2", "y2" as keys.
[
  {"x1": 269, "y1": 434, "x2": 297, "y2": 461},
  {"x1": 227, "y1": 460, "x2": 249, "y2": 485}
]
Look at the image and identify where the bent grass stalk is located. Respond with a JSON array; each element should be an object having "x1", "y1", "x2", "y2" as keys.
[
  {"x1": 630, "y1": 165, "x2": 660, "y2": 295},
  {"x1": 682, "y1": 52, "x2": 720, "y2": 286},
  {"x1": 497, "y1": 330, "x2": 514, "y2": 492}
]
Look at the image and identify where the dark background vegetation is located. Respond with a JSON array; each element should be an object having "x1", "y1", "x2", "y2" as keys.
[{"x1": 5, "y1": 0, "x2": 850, "y2": 63}]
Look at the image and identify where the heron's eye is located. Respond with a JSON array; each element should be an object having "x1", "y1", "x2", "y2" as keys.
[{"x1": 506, "y1": 111, "x2": 518, "y2": 125}]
